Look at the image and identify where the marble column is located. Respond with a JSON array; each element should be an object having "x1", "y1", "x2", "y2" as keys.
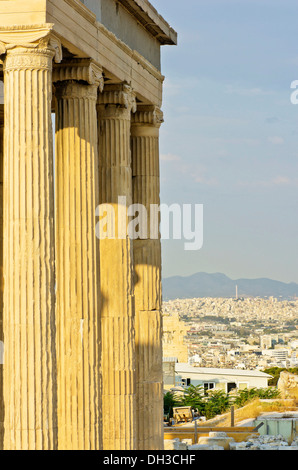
[
  {"x1": 131, "y1": 105, "x2": 164, "y2": 450},
  {"x1": 3, "y1": 45, "x2": 57, "y2": 450},
  {"x1": 97, "y1": 83, "x2": 137, "y2": 450},
  {"x1": 0, "y1": 103, "x2": 3, "y2": 450},
  {"x1": 54, "y1": 61, "x2": 103, "y2": 450}
]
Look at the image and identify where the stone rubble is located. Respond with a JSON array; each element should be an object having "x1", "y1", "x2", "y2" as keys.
[
  {"x1": 197, "y1": 433, "x2": 234, "y2": 450},
  {"x1": 230, "y1": 434, "x2": 298, "y2": 451},
  {"x1": 165, "y1": 432, "x2": 298, "y2": 451}
]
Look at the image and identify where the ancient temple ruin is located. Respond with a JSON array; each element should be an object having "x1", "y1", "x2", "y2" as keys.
[{"x1": 0, "y1": 0, "x2": 177, "y2": 450}]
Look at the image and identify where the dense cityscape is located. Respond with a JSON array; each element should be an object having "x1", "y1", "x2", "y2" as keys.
[{"x1": 163, "y1": 296, "x2": 298, "y2": 371}]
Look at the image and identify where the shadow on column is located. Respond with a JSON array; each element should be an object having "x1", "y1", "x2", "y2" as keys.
[
  {"x1": 133, "y1": 240, "x2": 164, "y2": 450},
  {"x1": 53, "y1": 81, "x2": 102, "y2": 450}
]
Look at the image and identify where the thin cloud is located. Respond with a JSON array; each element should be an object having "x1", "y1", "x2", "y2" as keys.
[
  {"x1": 194, "y1": 175, "x2": 218, "y2": 186},
  {"x1": 161, "y1": 154, "x2": 219, "y2": 186},
  {"x1": 225, "y1": 85, "x2": 274, "y2": 97},
  {"x1": 268, "y1": 136, "x2": 284, "y2": 145},
  {"x1": 160, "y1": 153, "x2": 181, "y2": 162},
  {"x1": 237, "y1": 176, "x2": 294, "y2": 188},
  {"x1": 266, "y1": 117, "x2": 279, "y2": 124},
  {"x1": 271, "y1": 176, "x2": 291, "y2": 186},
  {"x1": 215, "y1": 137, "x2": 260, "y2": 146}
]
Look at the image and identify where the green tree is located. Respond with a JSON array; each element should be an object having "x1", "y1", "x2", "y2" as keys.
[
  {"x1": 204, "y1": 390, "x2": 231, "y2": 420},
  {"x1": 163, "y1": 391, "x2": 176, "y2": 418},
  {"x1": 179, "y1": 384, "x2": 206, "y2": 414},
  {"x1": 263, "y1": 367, "x2": 298, "y2": 386}
]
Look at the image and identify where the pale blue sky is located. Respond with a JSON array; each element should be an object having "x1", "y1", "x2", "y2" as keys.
[{"x1": 150, "y1": 0, "x2": 298, "y2": 283}]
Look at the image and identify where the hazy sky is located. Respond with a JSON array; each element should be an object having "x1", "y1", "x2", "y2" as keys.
[{"x1": 150, "y1": 0, "x2": 298, "y2": 283}]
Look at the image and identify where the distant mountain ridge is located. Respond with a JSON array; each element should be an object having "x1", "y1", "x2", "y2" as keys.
[{"x1": 162, "y1": 272, "x2": 298, "y2": 301}]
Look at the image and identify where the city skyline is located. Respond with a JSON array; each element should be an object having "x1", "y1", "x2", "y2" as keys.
[{"x1": 151, "y1": 0, "x2": 298, "y2": 284}]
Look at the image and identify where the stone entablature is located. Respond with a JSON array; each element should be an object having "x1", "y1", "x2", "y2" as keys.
[{"x1": 0, "y1": 0, "x2": 177, "y2": 105}]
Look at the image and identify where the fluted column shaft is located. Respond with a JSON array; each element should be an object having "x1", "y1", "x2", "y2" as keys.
[
  {"x1": 55, "y1": 79, "x2": 101, "y2": 450},
  {"x1": 97, "y1": 84, "x2": 137, "y2": 450},
  {"x1": 0, "y1": 105, "x2": 3, "y2": 450},
  {"x1": 131, "y1": 106, "x2": 164, "y2": 450},
  {"x1": 3, "y1": 46, "x2": 57, "y2": 450}
]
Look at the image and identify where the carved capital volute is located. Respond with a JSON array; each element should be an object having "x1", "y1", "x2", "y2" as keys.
[
  {"x1": 53, "y1": 59, "x2": 104, "y2": 91},
  {"x1": 97, "y1": 83, "x2": 137, "y2": 113},
  {"x1": 0, "y1": 24, "x2": 62, "y2": 65},
  {"x1": 131, "y1": 105, "x2": 164, "y2": 128}
]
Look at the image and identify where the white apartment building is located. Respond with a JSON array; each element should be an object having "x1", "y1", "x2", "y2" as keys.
[
  {"x1": 174, "y1": 363, "x2": 272, "y2": 394},
  {"x1": 262, "y1": 349, "x2": 289, "y2": 362}
]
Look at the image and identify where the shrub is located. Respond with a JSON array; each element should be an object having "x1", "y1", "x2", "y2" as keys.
[
  {"x1": 163, "y1": 391, "x2": 176, "y2": 418},
  {"x1": 204, "y1": 390, "x2": 231, "y2": 420},
  {"x1": 234, "y1": 387, "x2": 280, "y2": 408},
  {"x1": 164, "y1": 385, "x2": 281, "y2": 421},
  {"x1": 263, "y1": 368, "x2": 298, "y2": 386}
]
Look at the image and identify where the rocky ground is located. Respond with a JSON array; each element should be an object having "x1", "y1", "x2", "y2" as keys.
[{"x1": 165, "y1": 432, "x2": 298, "y2": 451}]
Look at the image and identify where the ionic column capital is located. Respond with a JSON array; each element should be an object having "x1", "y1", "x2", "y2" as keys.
[
  {"x1": 131, "y1": 105, "x2": 164, "y2": 128},
  {"x1": 98, "y1": 83, "x2": 137, "y2": 114},
  {"x1": 131, "y1": 105, "x2": 163, "y2": 138},
  {"x1": 0, "y1": 24, "x2": 62, "y2": 64},
  {"x1": 53, "y1": 59, "x2": 104, "y2": 91},
  {"x1": 3, "y1": 47, "x2": 56, "y2": 74},
  {"x1": 54, "y1": 80, "x2": 99, "y2": 101}
]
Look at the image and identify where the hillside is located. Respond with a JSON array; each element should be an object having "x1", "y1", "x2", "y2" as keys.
[{"x1": 162, "y1": 272, "x2": 298, "y2": 301}]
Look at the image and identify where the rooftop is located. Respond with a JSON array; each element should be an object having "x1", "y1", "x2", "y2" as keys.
[
  {"x1": 117, "y1": 0, "x2": 178, "y2": 45},
  {"x1": 176, "y1": 363, "x2": 272, "y2": 378}
]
